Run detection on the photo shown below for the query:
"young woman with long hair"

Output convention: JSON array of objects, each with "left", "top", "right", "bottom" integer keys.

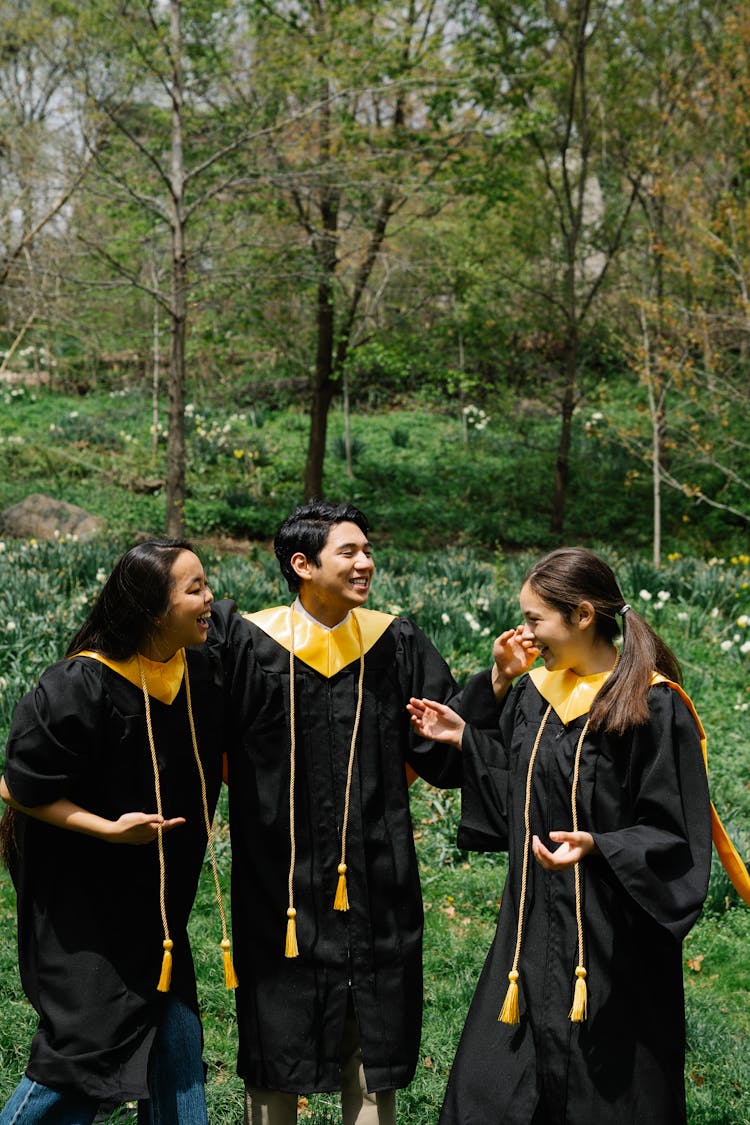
[
  {"left": 0, "top": 540, "right": 235, "bottom": 1125},
  {"left": 408, "top": 547, "right": 736, "bottom": 1125}
]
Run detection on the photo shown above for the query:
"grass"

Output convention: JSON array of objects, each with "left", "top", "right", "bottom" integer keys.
[
  {"left": 2, "top": 381, "right": 749, "bottom": 555},
  {"left": 0, "top": 541, "right": 748, "bottom": 1121}
]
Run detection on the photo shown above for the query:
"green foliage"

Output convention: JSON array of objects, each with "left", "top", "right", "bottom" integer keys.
[{"left": 1, "top": 382, "right": 748, "bottom": 555}]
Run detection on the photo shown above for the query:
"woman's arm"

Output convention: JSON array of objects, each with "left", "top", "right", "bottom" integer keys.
[{"left": 0, "top": 776, "right": 185, "bottom": 844}]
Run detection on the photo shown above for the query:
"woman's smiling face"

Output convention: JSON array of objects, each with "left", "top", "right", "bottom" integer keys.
[
  {"left": 518, "top": 581, "right": 589, "bottom": 675},
  {"left": 150, "top": 550, "right": 213, "bottom": 658}
]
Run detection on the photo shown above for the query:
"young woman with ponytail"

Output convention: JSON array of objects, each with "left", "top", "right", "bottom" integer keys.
[{"left": 409, "top": 547, "right": 747, "bottom": 1125}]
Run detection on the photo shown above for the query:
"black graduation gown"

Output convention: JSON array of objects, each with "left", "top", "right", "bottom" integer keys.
[
  {"left": 2, "top": 644, "right": 225, "bottom": 1102},
  {"left": 440, "top": 674, "right": 712, "bottom": 1125},
  {"left": 216, "top": 606, "right": 483, "bottom": 1095}
]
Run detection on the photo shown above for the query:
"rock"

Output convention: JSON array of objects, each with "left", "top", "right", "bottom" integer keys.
[{"left": 0, "top": 494, "right": 106, "bottom": 541}]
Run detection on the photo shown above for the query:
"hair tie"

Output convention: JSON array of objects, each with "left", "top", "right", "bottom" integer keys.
[{"left": 619, "top": 604, "right": 631, "bottom": 616}]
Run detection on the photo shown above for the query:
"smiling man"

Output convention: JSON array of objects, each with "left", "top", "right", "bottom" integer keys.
[{"left": 215, "top": 501, "right": 496, "bottom": 1125}]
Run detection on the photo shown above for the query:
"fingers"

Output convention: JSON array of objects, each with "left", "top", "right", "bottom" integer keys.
[
  {"left": 161, "top": 817, "right": 186, "bottom": 833},
  {"left": 532, "top": 832, "right": 590, "bottom": 870},
  {"left": 116, "top": 812, "right": 186, "bottom": 844}
]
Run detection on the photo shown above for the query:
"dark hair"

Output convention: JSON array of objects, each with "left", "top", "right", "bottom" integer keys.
[
  {"left": 524, "top": 547, "right": 682, "bottom": 734},
  {"left": 66, "top": 539, "right": 194, "bottom": 660},
  {"left": 274, "top": 500, "right": 369, "bottom": 592}
]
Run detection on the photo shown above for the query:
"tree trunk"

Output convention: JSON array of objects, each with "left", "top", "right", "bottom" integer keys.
[
  {"left": 303, "top": 82, "right": 338, "bottom": 501},
  {"left": 550, "top": 335, "right": 577, "bottom": 536},
  {"left": 165, "top": 0, "right": 187, "bottom": 537},
  {"left": 304, "top": 255, "right": 338, "bottom": 498}
]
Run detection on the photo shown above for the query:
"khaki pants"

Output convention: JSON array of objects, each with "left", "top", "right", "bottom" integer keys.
[{"left": 243, "top": 999, "right": 397, "bottom": 1125}]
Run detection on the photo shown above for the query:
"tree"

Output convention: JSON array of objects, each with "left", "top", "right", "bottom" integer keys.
[
  {"left": 245, "top": 0, "right": 476, "bottom": 499},
  {"left": 69, "top": 0, "right": 261, "bottom": 534},
  {"left": 612, "top": 3, "right": 750, "bottom": 556},
  {"left": 0, "top": 1, "right": 97, "bottom": 364},
  {"left": 458, "top": 0, "right": 722, "bottom": 536}
]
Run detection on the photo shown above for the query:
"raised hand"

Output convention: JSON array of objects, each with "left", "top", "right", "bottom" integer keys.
[
  {"left": 407, "top": 697, "right": 465, "bottom": 748},
  {"left": 493, "top": 626, "right": 539, "bottom": 684}
]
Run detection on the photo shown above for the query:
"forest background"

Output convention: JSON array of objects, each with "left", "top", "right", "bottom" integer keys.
[{"left": 1, "top": 1, "right": 749, "bottom": 1122}]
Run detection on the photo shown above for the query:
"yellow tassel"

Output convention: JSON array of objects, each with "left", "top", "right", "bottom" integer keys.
[
  {"left": 157, "top": 939, "right": 173, "bottom": 993},
  {"left": 285, "top": 907, "right": 299, "bottom": 959},
  {"left": 498, "top": 970, "right": 520, "bottom": 1025},
  {"left": 333, "top": 863, "right": 349, "bottom": 912},
  {"left": 569, "top": 966, "right": 587, "bottom": 1022},
  {"left": 221, "top": 938, "right": 239, "bottom": 989}
]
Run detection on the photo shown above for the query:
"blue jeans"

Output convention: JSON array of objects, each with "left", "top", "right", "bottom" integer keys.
[{"left": 0, "top": 997, "right": 207, "bottom": 1125}]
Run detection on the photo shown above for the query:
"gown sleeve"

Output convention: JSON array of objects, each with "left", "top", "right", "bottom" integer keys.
[
  {"left": 396, "top": 620, "right": 465, "bottom": 788},
  {"left": 592, "top": 683, "right": 712, "bottom": 939},
  {"left": 3, "top": 658, "right": 105, "bottom": 808},
  {"left": 454, "top": 677, "right": 518, "bottom": 854}
]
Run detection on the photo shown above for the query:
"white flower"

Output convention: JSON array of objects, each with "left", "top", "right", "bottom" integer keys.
[
  {"left": 710, "top": 607, "right": 719, "bottom": 619},
  {"left": 737, "top": 615, "right": 750, "bottom": 628},
  {"left": 720, "top": 640, "right": 733, "bottom": 651},
  {"left": 639, "top": 589, "right": 652, "bottom": 601},
  {"left": 6, "top": 620, "right": 17, "bottom": 631},
  {"left": 657, "top": 590, "right": 670, "bottom": 602},
  {"left": 741, "top": 641, "right": 750, "bottom": 655},
  {"left": 677, "top": 612, "right": 689, "bottom": 622},
  {"left": 441, "top": 613, "right": 450, "bottom": 625},
  {"left": 388, "top": 604, "right": 403, "bottom": 616},
  {"left": 96, "top": 569, "right": 107, "bottom": 583}
]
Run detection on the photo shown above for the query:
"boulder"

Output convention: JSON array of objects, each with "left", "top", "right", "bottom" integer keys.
[{"left": 0, "top": 494, "right": 106, "bottom": 541}]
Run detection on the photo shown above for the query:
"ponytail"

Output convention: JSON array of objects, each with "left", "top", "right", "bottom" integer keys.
[{"left": 589, "top": 606, "right": 682, "bottom": 735}]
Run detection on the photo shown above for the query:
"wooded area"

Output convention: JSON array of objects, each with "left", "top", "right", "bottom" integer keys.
[{"left": 2, "top": 0, "right": 749, "bottom": 552}]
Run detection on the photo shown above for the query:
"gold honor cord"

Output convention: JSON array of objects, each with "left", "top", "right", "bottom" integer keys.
[
  {"left": 284, "top": 607, "right": 366, "bottom": 958},
  {"left": 137, "top": 654, "right": 173, "bottom": 992},
  {"left": 569, "top": 720, "right": 591, "bottom": 1022},
  {"left": 498, "top": 707, "right": 591, "bottom": 1025},
  {"left": 138, "top": 652, "right": 238, "bottom": 992},
  {"left": 499, "top": 705, "right": 551, "bottom": 1024},
  {"left": 333, "top": 612, "right": 366, "bottom": 913},
  {"left": 180, "top": 651, "right": 238, "bottom": 989}
]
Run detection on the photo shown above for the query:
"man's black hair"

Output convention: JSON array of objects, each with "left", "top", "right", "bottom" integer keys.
[{"left": 274, "top": 500, "right": 369, "bottom": 592}]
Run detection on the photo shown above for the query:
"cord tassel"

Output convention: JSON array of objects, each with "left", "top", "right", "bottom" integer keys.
[
  {"left": 222, "top": 938, "right": 239, "bottom": 989},
  {"left": 498, "top": 970, "right": 520, "bottom": 1025},
  {"left": 180, "top": 651, "right": 239, "bottom": 991},
  {"left": 569, "top": 967, "right": 587, "bottom": 1022},
  {"left": 285, "top": 908, "right": 299, "bottom": 959},
  {"left": 334, "top": 863, "right": 350, "bottom": 911},
  {"left": 157, "top": 939, "right": 173, "bottom": 992}
]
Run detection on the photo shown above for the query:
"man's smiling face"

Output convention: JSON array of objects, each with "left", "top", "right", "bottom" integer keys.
[{"left": 296, "top": 521, "right": 375, "bottom": 626}]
